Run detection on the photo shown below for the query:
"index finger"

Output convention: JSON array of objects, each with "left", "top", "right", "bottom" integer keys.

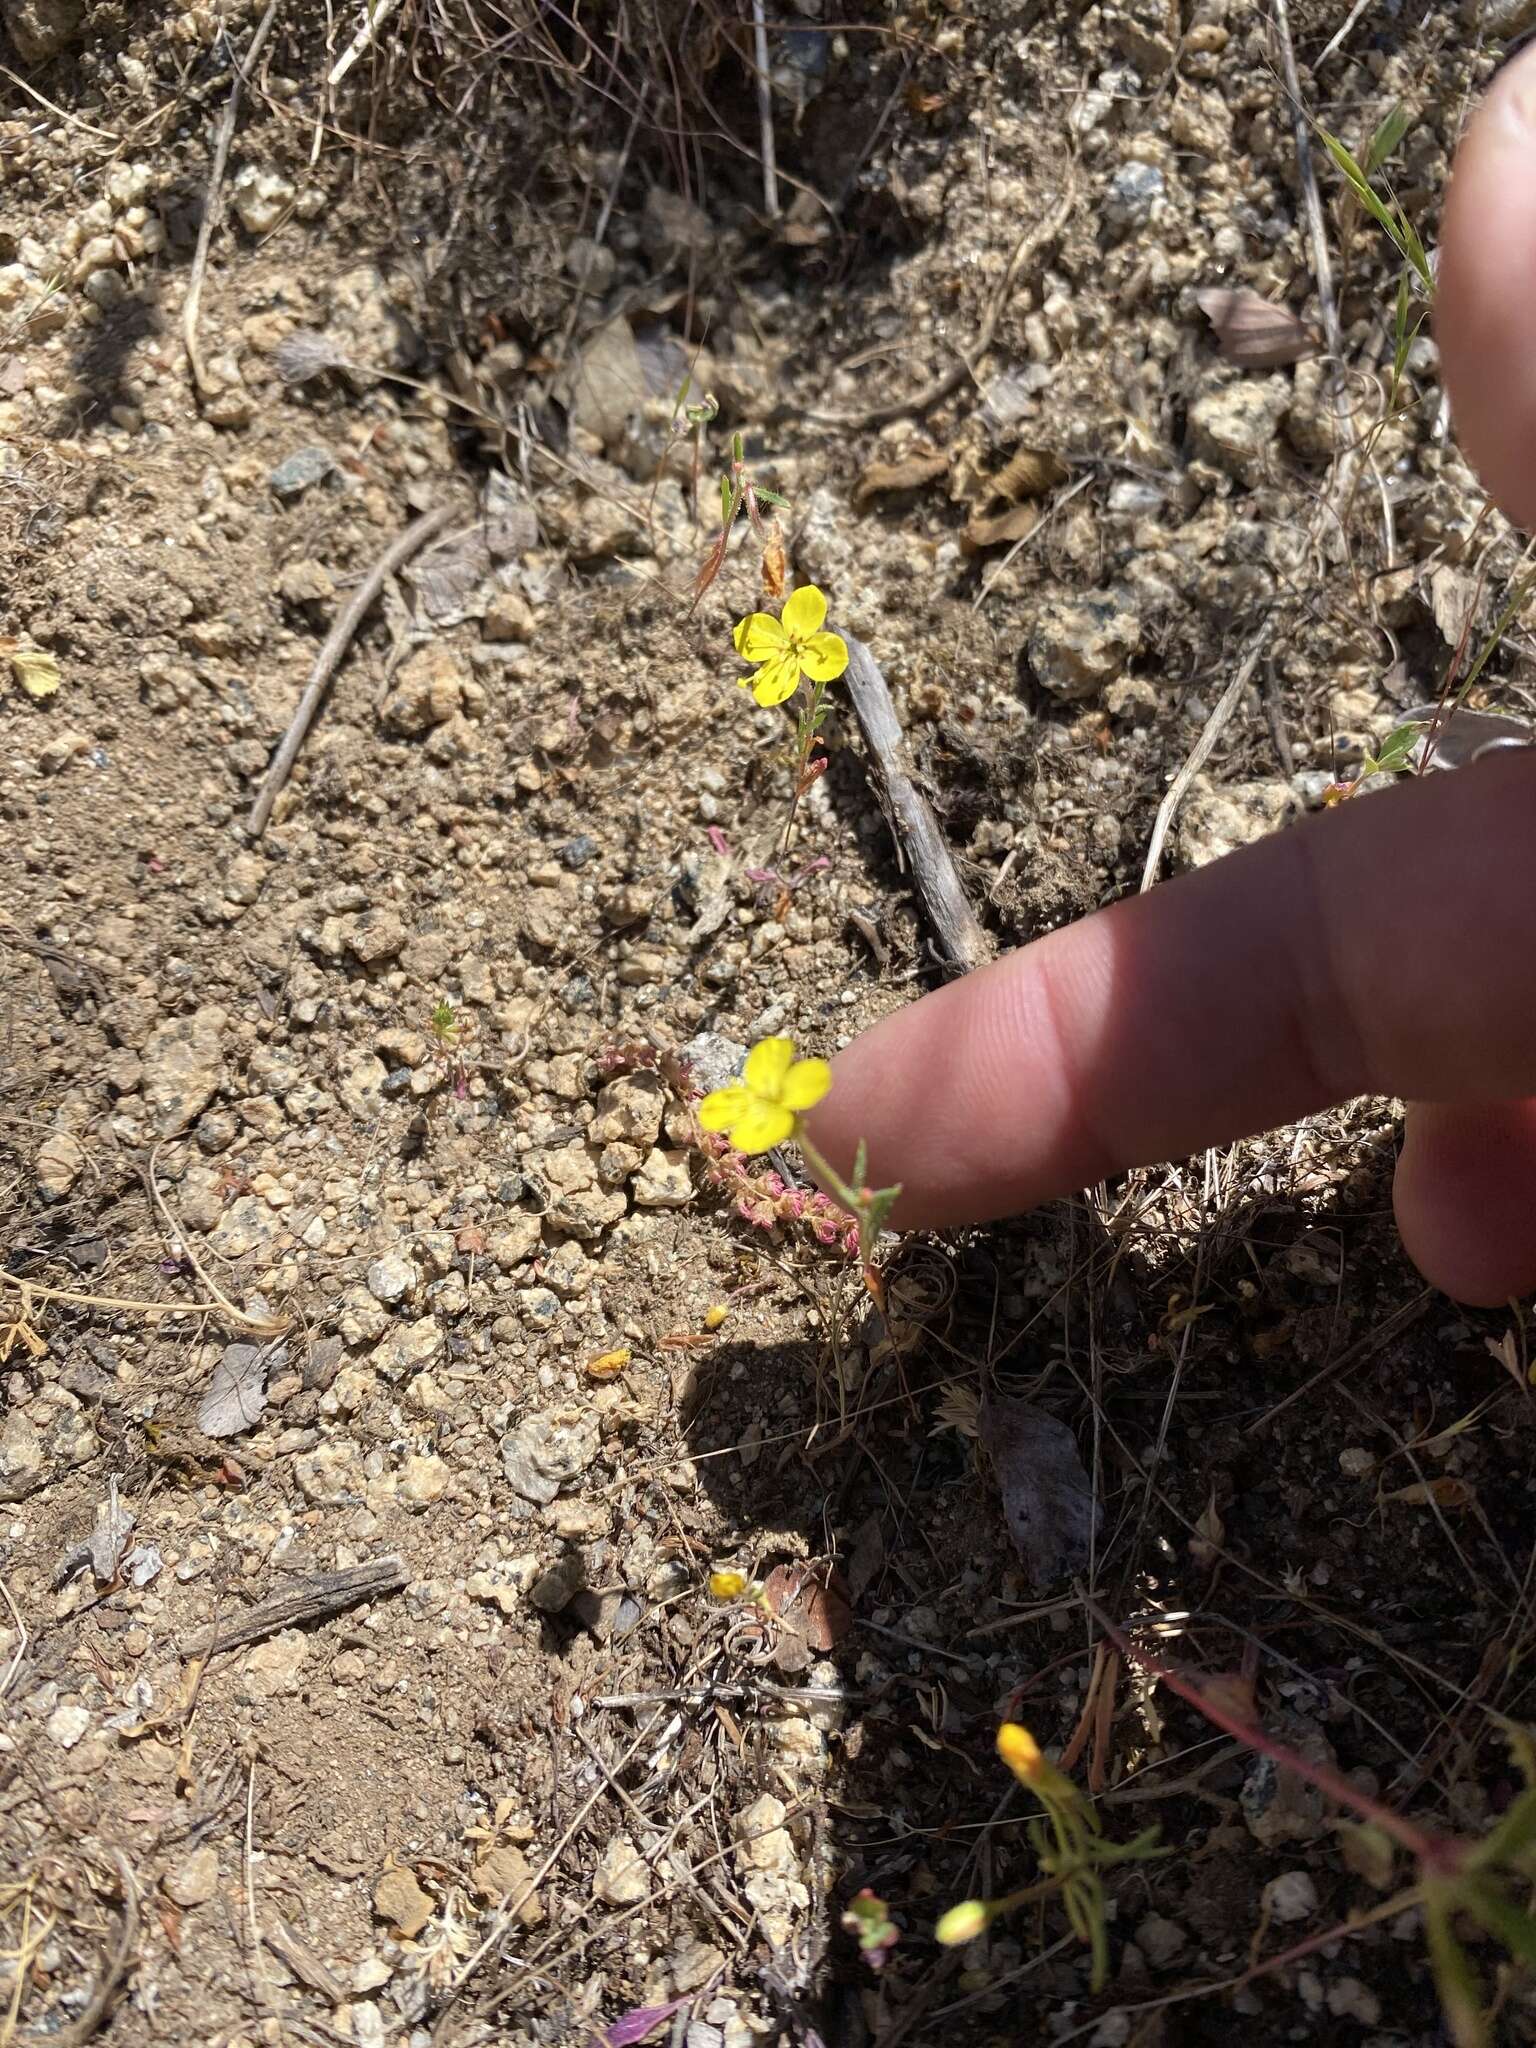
[{"left": 806, "top": 750, "right": 1536, "bottom": 1228}]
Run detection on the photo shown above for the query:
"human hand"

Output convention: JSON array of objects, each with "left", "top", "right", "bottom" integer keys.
[{"left": 808, "top": 47, "right": 1536, "bottom": 1308}]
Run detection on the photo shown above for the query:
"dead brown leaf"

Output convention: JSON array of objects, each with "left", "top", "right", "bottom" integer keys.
[
  {"left": 962, "top": 500, "right": 1040, "bottom": 554},
  {"left": 761, "top": 1561, "right": 853, "bottom": 1653},
  {"left": 1382, "top": 1475, "right": 1475, "bottom": 1509},
  {"left": 853, "top": 449, "right": 950, "bottom": 510},
  {"left": 1195, "top": 286, "right": 1317, "bottom": 367},
  {"left": 992, "top": 446, "right": 1068, "bottom": 501},
  {"left": 1188, "top": 1489, "right": 1225, "bottom": 1570}
]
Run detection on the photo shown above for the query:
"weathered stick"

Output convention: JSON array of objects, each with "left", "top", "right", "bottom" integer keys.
[
  {"left": 1140, "top": 622, "right": 1275, "bottom": 893},
  {"left": 184, "top": 0, "right": 281, "bottom": 401},
  {"left": 182, "top": 1557, "right": 406, "bottom": 1659},
  {"left": 246, "top": 503, "right": 454, "bottom": 838},
  {"left": 841, "top": 635, "right": 991, "bottom": 974}
]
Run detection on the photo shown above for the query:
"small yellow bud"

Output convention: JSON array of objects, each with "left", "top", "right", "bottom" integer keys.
[
  {"left": 997, "top": 1723, "right": 1046, "bottom": 1783},
  {"left": 703, "top": 1304, "right": 729, "bottom": 1331},
  {"left": 708, "top": 1570, "right": 748, "bottom": 1600},
  {"left": 934, "top": 1899, "right": 989, "bottom": 1946}
]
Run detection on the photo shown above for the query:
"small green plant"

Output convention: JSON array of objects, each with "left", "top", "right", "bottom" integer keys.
[
  {"left": 935, "top": 1724, "right": 1163, "bottom": 1990},
  {"left": 427, "top": 996, "right": 472, "bottom": 1097},
  {"left": 689, "top": 428, "right": 789, "bottom": 613},
  {"left": 696, "top": 1035, "right": 901, "bottom": 1301},
  {"left": 1092, "top": 1603, "right": 1536, "bottom": 2045}
]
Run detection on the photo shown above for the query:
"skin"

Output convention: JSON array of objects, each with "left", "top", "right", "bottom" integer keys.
[{"left": 806, "top": 45, "right": 1536, "bottom": 1308}]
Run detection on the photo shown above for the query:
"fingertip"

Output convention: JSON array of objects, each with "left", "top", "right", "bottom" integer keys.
[
  {"left": 1394, "top": 1097, "right": 1536, "bottom": 1307},
  {"left": 1437, "top": 40, "right": 1536, "bottom": 528}
]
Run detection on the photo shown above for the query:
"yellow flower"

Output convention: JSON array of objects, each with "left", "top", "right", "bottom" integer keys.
[
  {"left": 997, "top": 1722, "right": 1047, "bottom": 1785},
  {"left": 709, "top": 1570, "right": 749, "bottom": 1600},
  {"left": 732, "top": 585, "right": 849, "bottom": 707},
  {"left": 934, "top": 1899, "right": 990, "bottom": 1946},
  {"left": 697, "top": 1036, "right": 832, "bottom": 1155}
]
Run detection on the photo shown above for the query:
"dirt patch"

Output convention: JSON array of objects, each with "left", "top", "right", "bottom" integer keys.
[{"left": 3, "top": 3, "right": 1535, "bottom": 2045}]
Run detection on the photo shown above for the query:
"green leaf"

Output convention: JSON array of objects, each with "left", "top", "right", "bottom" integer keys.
[
  {"left": 1473, "top": 1784, "right": 1536, "bottom": 1871},
  {"left": 720, "top": 475, "right": 733, "bottom": 524},
  {"left": 753, "top": 485, "right": 789, "bottom": 508},
  {"left": 1426, "top": 1892, "right": 1489, "bottom": 2048},
  {"left": 1460, "top": 1877, "right": 1536, "bottom": 1968},
  {"left": 1365, "top": 101, "right": 1411, "bottom": 176},
  {"left": 1399, "top": 211, "right": 1435, "bottom": 296},
  {"left": 1319, "top": 127, "right": 1410, "bottom": 260},
  {"left": 1371, "top": 722, "right": 1423, "bottom": 776}
]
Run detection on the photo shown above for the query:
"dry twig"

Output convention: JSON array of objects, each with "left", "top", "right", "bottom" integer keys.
[
  {"left": 841, "top": 635, "right": 992, "bottom": 972},
  {"left": 184, "top": 0, "right": 282, "bottom": 400},
  {"left": 1139, "top": 621, "right": 1275, "bottom": 892},
  {"left": 53, "top": 1854, "right": 137, "bottom": 2048},
  {"left": 181, "top": 1558, "right": 407, "bottom": 1659},
  {"left": 247, "top": 504, "right": 455, "bottom": 837}
]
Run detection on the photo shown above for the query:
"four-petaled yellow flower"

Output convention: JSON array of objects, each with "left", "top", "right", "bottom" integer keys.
[
  {"left": 698, "top": 1036, "right": 831, "bottom": 1156},
  {"left": 733, "top": 585, "right": 849, "bottom": 707}
]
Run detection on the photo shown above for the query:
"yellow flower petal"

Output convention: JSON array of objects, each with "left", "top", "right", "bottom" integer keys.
[
  {"left": 782, "top": 584, "right": 827, "bottom": 638},
  {"left": 698, "top": 1084, "right": 750, "bottom": 1132},
  {"left": 780, "top": 1056, "right": 831, "bottom": 1112},
  {"left": 730, "top": 1099, "right": 796, "bottom": 1154},
  {"left": 751, "top": 654, "right": 801, "bottom": 707},
  {"left": 800, "top": 630, "right": 848, "bottom": 683},
  {"left": 733, "top": 612, "right": 788, "bottom": 663},
  {"left": 744, "top": 1037, "right": 796, "bottom": 1098},
  {"left": 709, "top": 1569, "right": 748, "bottom": 1599},
  {"left": 997, "top": 1723, "right": 1046, "bottom": 1784}
]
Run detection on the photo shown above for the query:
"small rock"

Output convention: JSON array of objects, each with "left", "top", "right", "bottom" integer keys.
[
  {"left": 682, "top": 1033, "right": 748, "bottom": 1097},
  {"left": 241, "top": 1631, "right": 308, "bottom": 1699},
  {"left": 1135, "top": 1913, "right": 1188, "bottom": 1967},
  {"left": 164, "top": 1845, "right": 220, "bottom": 1908},
  {"left": 501, "top": 1407, "right": 600, "bottom": 1505},
  {"left": 1103, "top": 160, "right": 1164, "bottom": 231},
  {"left": 590, "top": 1071, "right": 665, "bottom": 1148},
  {"left": 1189, "top": 383, "right": 1288, "bottom": 485},
  {"left": 641, "top": 188, "right": 714, "bottom": 264},
  {"left": 345, "top": 908, "right": 407, "bottom": 964},
  {"left": 1177, "top": 776, "right": 1296, "bottom": 868},
  {"left": 232, "top": 163, "right": 295, "bottom": 236},
  {"left": 268, "top": 446, "right": 336, "bottom": 498},
  {"left": 1169, "top": 87, "right": 1232, "bottom": 157},
  {"left": 34, "top": 1129, "right": 84, "bottom": 1200},
  {"left": 367, "top": 1250, "right": 421, "bottom": 1305},
  {"left": 559, "top": 834, "right": 598, "bottom": 870},
  {"left": 466, "top": 1559, "right": 539, "bottom": 1612},
  {"left": 529, "top": 1551, "right": 585, "bottom": 1612},
  {"left": 399, "top": 1453, "right": 450, "bottom": 1509},
  {"left": 142, "top": 1006, "right": 227, "bottom": 1136},
  {"left": 294, "top": 1441, "right": 364, "bottom": 1506},
  {"left": 338, "top": 1053, "right": 389, "bottom": 1119},
  {"left": 373, "top": 1314, "right": 440, "bottom": 1378},
  {"left": 37, "top": 728, "right": 90, "bottom": 775},
  {"left": 1263, "top": 1870, "right": 1319, "bottom": 1925},
  {"left": 0, "top": 1413, "right": 45, "bottom": 1502},
  {"left": 486, "top": 1215, "right": 542, "bottom": 1270},
  {"left": 277, "top": 558, "right": 335, "bottom": 607},
  {"left": 224, "top": 850, "right": 266, "bottom": 904},
  {"left": 1325, "top": 1978, "right": 1381, "bottom": 2024},
  {"left": 733, "top": 1794, "right": 794, "bottom": 1874},
  {"left": 517, "top": 1287, "right": 561, "bottom": 1330},
  {"left": 593, "top": 1833, "right": 651, "bottom": 1906},
  {"left": 46, "top": 1701, "right": 91, "bottom": 1749},
  {"left": 1028, "top": 592, "right": 1143, "bottom": 700},
  {"left": 2, "top": 0, "right": 85, "bottom": 63},
  {"left": 671, "top": 1939, "right": 726, "bottom": 1994},
  {"left": 471, "top": 1844, "right": 544, "bottom": 1926},
  {"left": 1242, "top": 1716, "right": 1339, "bottom": 1847},
  {"left": 632, "top": 1147, "right": 693, "bottom": 1208},
  {"left": 380, "top": 645, "right": 463, "bottom": 737},
  {"left": 482, "top": 589, "right": 535, "bottom": 642},
  {"left": 374, "top": 1866, "right": 434, "bottom": 1939}
]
